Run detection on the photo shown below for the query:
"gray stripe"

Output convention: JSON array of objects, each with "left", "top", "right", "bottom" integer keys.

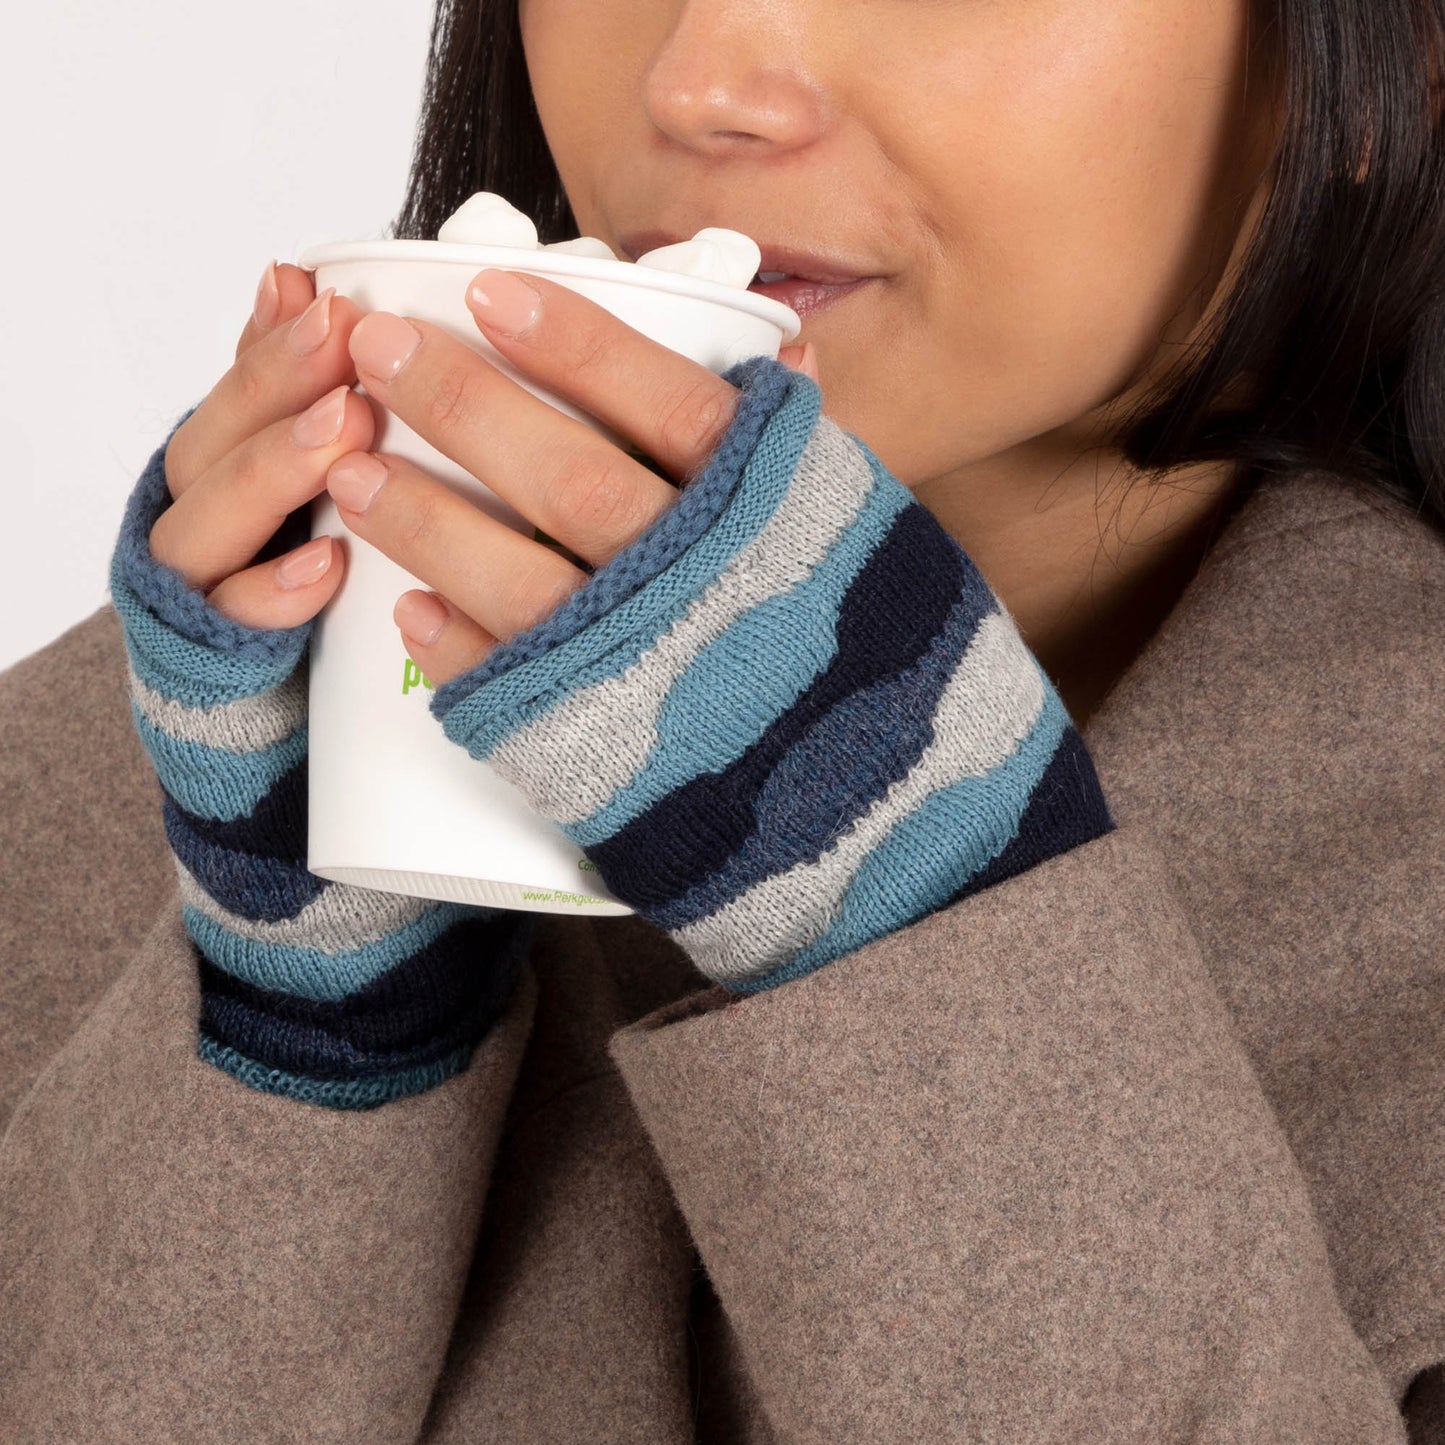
[
  {"left": 173, "top": 855, "right": 434, "bottom": 953},
  {"left": 490, "top": 419, "right": 875, "bottom": 823},
  {"left": 128, "top": 658, "right": 306, "bottom": 753},
  {"left": 671, "top": 613, "right": 1045, "bottom": 982}
]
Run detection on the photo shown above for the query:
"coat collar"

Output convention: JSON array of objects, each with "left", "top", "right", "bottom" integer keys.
[{"left": 1084, "top": 461, "right": 1444, "bottom": 854}]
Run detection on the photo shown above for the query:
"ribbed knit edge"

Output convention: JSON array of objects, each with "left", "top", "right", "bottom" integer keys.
[
  {"left": 429, "top": 353, "right": 800, "bottom": 724},
  {"left": 107, "top": 401, "right": 312, "bottom": 666}
]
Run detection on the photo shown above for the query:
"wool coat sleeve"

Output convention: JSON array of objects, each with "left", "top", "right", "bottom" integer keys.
[
  {"left": 411, "top": 352, "right": 1423, "bottom": 1442},
  {"left": 603, "top": 822, "right": 1415, "bottom": 1442},
  {"left": 0, "top": 460, "right": 540, "bottom": 1442}
]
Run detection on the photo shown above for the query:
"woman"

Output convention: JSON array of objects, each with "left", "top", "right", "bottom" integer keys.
[{"left": 1, "top": 0, "right": 1441, "bottom": 1437}]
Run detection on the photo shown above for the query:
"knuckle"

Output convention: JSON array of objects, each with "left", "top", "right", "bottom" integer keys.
[
  {"left": 505, "top": 558, "right": 579, "bottom": 634},
  {"left": 232, "top": 347, "right": 270, "bottom": 415},
  {"left": 227, "top": 440, "right": 265, "bottom": 500},
  {"left": 657, "top": 378, "right": 735, "bottom": 464},
  {"left": 420, "top": 365, "right": 476, "bottom": 435},
  {"left": 397, "top": 487, "right": 440, "bottom": 549},
  {"left": 564, "top": 324, "right": 613, "bottom": 383},
  {"left": 547, "top": 445, "right": 641, "bottom": 543},
  {"left": 163, "top": 427, "right": 195, "bottom": 500}
]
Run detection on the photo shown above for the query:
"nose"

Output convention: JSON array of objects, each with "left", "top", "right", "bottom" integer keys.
[{"left": 640, "top": 1, "right": 829, "bottom": 157}]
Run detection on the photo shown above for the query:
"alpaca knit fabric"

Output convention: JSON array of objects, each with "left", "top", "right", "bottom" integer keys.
[
  {"left": 432, "top": 354, "right": 1116, "bottom": 993},
  {"left": 107, "top": 426, "right": 534, "bottom": 1111}
]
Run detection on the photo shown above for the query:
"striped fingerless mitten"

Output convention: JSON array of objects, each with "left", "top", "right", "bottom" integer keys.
[
  {"left": 108, "top": 411, "right": 533, "bottom": 1110},
  {"left": 430, "top": 355, "right": 1114, "bottom": 995}
]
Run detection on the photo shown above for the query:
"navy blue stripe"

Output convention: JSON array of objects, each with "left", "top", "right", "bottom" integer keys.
[
  {"left": 640, "top": 588, "right": 996, "bottom": 929},
  {"left": 197, "top": 910, "right": 535, "bottom": 1080},
  {"left": 587, "top": 504, "right": 987, "bottom": 909},
  {"left": 165, "top": 750, "right": 309, "bottom": 860},
  {"left": 947, "top": 726, "right": 1115, "bottom": 901},
  {"left": 161, "top": 755, "right": 328, "bottom": 921}
]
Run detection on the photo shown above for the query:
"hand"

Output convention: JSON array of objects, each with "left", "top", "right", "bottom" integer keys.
[
  {"left": 151, "top": 261, "right": 376, "bottom": 629},
  {"left": 324, "top": 268, "right": 817, "bottom": 686}
]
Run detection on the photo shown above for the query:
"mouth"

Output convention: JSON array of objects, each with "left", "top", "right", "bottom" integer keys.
[
  {"left": 744, "top": 274, "right": 875, "bottom": 319},
  {"left": 618, "top": 228, "right": 884, "bottom": 319}
]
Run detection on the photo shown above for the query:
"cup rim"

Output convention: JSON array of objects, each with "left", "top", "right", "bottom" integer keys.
[{"left": 295, "top": 239, "right": 802, "bottom": 341}]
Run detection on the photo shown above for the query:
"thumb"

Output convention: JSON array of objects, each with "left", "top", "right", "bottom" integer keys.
[{"left": 778, "top": 340, "right": 820, "bottom": 385}]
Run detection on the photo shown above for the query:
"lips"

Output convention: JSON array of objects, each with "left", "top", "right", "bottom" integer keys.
[
  {"left": 746, "top": 276, "right": 874, "bottom": 320},
  {"left": 617, "top": 229, "right": 882, "bottom": 288}
]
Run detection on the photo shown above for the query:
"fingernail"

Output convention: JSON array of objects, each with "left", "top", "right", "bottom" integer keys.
[
  {"left": 351, "top": 312, "right": 423, "bottom": 383},
  {"left": 467, "top": 270, "right": 543, "bottom": 337},
  {"left": 276, "top": 537, "right": 332, "bottom": 589},
  {"left": 287, "top": 288, "right": 335, "bottom": 357},
  {"left": 290, "top": 385, "right": 349, "bottom": 448},
  {"left": 395, "top": 590, "right": 447, "bottom": 646},
  {"left": 799, "top": 341, "right": 820, "bottom": 383},
  {"left": 328, "top": 453, "right": 389, "bottom": 513},
  {"left": 253, "top": 260, "right": 281, "bottom": 330}
]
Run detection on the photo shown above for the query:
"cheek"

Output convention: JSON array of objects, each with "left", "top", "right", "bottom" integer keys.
[
  {"left": 858, "top": 0, "right": 1252, "bottom": 468},
  {"left": 519, "top": 0, "right": 640, "bottom": 200}
]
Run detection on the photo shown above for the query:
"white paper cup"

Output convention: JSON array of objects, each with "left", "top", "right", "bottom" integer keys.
[{"left": 294, "top": 238, "right": 801, "bottom": 916}]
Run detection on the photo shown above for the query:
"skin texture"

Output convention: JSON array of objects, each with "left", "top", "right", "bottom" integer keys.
[{"left": 516, "top": 0, "right": 1287, "bottom": 725}]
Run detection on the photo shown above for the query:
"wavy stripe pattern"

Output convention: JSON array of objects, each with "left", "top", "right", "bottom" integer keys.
[
  {"left": 433, "top": 354, "right": 1115, "bottom": 994},
  {"left": 108, "top": 416, "right": 531, "bottom": 1109}
]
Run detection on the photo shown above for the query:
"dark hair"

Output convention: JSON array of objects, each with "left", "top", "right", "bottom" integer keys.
[{"left": 387, "top": 0, "right": 1445, "bottom": 536}]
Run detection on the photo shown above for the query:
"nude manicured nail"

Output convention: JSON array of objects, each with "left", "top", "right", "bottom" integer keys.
[
  {"left": 287, "top": 288, "right": 335, "bottom": 357},
  {"left": 328, "top": 453, "right": 389, "bottom": 513},
  {"left": 351, "top": 312, "right": 423, "bottom": 382},
  {"left": 253, "top": 260, "right": 281, "bottom": 330},
  {"left": 276, "top": 537, "right": 332, "bottom": 589},
  {"left": 290, "top": 385, "right": 349, "bottom": 448}
]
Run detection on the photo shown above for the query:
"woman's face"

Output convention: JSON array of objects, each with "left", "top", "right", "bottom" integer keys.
[{"left": 518, "top": 0, "right": 1281, "bottom": 494}]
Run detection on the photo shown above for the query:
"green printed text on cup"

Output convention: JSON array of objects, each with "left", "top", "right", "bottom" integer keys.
[{"left": 402, "top": 657, "right": 435, "bottom": 695}]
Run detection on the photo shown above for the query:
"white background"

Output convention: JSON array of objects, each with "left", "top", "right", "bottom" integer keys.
[{"left": 0, "top": 0, "right": 435, "bottom": 673}]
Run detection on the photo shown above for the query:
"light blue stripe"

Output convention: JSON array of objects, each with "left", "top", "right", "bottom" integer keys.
[
  {"left": 198, "top": 1035, "right": 473, "bottom": 1109},
  {"left": 735, "top": 684, "right": 1071, "bottom": 992},
  {"left": 183, "top": 900, "right": 470, "bottom": 1001},
  {"left": 438, "top": 379, "right": 822, "bottom": 762},
  {"left": 567, "top": 460, "right": 912, "bottom": 847},
  {"left": 111, "top": 569, "right": 304, "bottom": 708},
  {"left": 131, "top": 703, "right": 307, "bottom": 822}
]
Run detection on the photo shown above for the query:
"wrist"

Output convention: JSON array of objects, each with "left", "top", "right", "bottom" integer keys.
[{"left": 428, "top": 355, "right": 1113, "bottom": 991}]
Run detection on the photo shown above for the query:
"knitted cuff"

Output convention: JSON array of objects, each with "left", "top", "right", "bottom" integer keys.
[
  {"left": 429, "top": 355, "right": 1115, "bottom": 994},
  {"left": 109, "top": 411, "right": 532, "bottom": 1109}
]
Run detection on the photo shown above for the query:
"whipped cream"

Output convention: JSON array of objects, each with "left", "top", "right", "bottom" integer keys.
[{"left": 435, "top": 192, "right": 760, "bottom": 288}]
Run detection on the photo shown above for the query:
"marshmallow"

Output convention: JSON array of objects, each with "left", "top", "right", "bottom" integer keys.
[
  {"left": 543, "top": 236, "right": 619, "bottom": 260},
  {"left": 437, "top": 192, "right": 540, "bottom": 249},
  {"left": 637, "top": 228, "right": 761, "bottom": 289},
  {"left": 437, "top": 195, "right": 765, "bottom": 289}
]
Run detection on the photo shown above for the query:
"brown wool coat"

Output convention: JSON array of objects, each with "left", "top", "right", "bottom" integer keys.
[{"left": 1, "top": 465, "right": 1442, "bottom": 1443}]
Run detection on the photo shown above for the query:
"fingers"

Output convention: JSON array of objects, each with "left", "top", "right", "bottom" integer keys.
[
  {"left": 325, "top": 449, "right": 590, "bottom": 644},
  {"left": 234, "top": 260, "right": 312, "bottom": 363},
  {"left": 392, "top": 588, "right": 499, "bottom": 686},
  {"left": 345, "top": 308, "right": 679, "bottom": 570},
  {"left": 779, "top": 341, "right": 820, "bottom": 383},
  {"left": 204, "top": 535, "right": 347, "bottom": 631},
  {"left": 150, "top": 383, "right": 376, "bottom": 593},
  {"left": 165, "top": 276, "right": 368, "bottom": 500},
  {"left": 461, "top": 269, "right": 742, "bottom": 484}
]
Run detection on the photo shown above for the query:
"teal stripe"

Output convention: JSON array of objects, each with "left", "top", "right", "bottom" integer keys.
[
  {"left": 745, "top": 681, "right": 1071, "bottom": 990},
  {"left": 111, "top": 570, "right": 304, "bottom": 708},
  {"left": 183, "top": 900, "right": 471, "bottom": 1001},
  {"left": 569, "top": 459, "right": 911, "bottom": 847},
  {"left": 439, "top": 380, "right": 822, "bottom": 762},
  {"left": 130, "top": 703, "right": 307, "bottom": 822},
  {"left": 198, "top": 1035, "right": 474, "bottom": 1109}
]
